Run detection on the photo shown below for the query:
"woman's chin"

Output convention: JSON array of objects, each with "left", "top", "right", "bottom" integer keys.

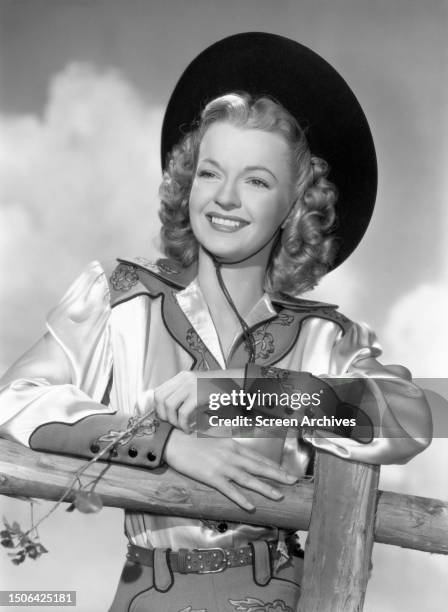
[{"left": 199, "top": 241, "right": 248, "bottom": 262}]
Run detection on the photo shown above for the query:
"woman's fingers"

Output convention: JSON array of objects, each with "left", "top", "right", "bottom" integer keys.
[
  {"left": 154, "top": 371, "right": 198, "bottom": 428},
  {"left": 235, "top": 454, "right": 296, "bottom": 487},
  {"left": 177, "top": 398, "right": 198, "bottom": 433},
  {"left": 154, "top": 387, "right": 189, "bottom": 426},
  {"left": 236, "top": 445, "right": 297, "bottom": 483},
  {"left": 213, "top": 477, "right": 255, "bottom": 511},
  {"left": 227, "top": 467, "right": 284, "bottom": 501},
  {"left": 163, "top": 389, "right": 190, "bottom": 427},
  {"left": 163, "top": 432, "right": 297, "bottom": 512}
]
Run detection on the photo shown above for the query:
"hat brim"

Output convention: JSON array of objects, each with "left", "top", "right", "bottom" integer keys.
[{"left": 161, "top": 32, "right": 377, "bottom": 269}]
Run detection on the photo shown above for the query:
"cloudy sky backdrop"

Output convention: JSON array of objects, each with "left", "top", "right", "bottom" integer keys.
[{"left": 1, "top": 1, "right": 447, "bottom": 610}]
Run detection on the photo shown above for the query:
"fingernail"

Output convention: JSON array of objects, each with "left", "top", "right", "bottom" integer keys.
[
  {"left": 273, "top": 489, "right": 284, "bottom": 499},
  {"left": 286, "top": 474, "right": 297, "bottom": 483}
]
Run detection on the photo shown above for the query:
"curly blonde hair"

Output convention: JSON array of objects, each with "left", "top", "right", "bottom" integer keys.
[{"left": 159, "top": 93, "right": 338, "bottom": 296}]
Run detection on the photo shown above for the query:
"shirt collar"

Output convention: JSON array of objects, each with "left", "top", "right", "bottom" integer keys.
[{"left": 174, "top": 278, "right": 277, "bottom": 368}]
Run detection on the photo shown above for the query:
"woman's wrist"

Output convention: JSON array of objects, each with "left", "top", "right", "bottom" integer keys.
[{"left": 162, "top": 427, "right": 187, "bottom": 464}]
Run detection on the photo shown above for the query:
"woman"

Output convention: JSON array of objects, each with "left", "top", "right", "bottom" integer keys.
[{"left": 0, "top": 34, "right": 432, "bottom": 612}]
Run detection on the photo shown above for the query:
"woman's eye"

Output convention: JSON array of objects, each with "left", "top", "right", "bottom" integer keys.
[
  {"left": 197, "top": 169, "right": 217, "bottom": 179},
  {"left": 248, "top": 177, "right": 269, "bottom": 189}
]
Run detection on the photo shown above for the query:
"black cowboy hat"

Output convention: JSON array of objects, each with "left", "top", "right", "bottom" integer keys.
[{"left": 161, "top": 32, "right": 377, "bottom": 269}]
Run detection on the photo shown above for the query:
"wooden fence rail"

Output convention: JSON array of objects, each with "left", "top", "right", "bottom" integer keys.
[{"left": 0, "top": 440, "right": 447, "bottom": 555}]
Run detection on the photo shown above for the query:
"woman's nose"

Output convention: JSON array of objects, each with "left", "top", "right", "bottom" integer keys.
[{"left": 214, "top": 179, "right": 240, "bottom": 210}]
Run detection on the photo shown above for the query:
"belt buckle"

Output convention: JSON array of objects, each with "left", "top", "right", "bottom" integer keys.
[{"left": 194, "top": 547, "right": 227, "bottom": 573}]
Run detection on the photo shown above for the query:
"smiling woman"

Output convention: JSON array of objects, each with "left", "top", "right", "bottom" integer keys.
[
  {"left": 0, "top": 33, "right": 432, "bottom": 612},
  {"left": 160, "top": 94, "right": 338, "bottom": 296}
]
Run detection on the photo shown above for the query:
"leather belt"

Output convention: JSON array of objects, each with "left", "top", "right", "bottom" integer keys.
[{"left": 127, "top": 541, "right": 278, "bottom": 574}]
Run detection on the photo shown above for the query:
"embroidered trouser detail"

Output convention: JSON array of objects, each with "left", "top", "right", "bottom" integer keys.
[{"left": 229, "top": 597, "right": 293, "bottom": 612}]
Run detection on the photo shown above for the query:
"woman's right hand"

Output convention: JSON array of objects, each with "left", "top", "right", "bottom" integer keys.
[{"left": 163, "top": 429, "right": 297, "bottom": 511}]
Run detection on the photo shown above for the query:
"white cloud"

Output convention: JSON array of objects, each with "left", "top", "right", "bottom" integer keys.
[
  {"left": 381, "top": 283, "right": 448, "bottom": 377},
  {"left": 380, "top": 165, "right": 448, "bottom": 377},
  {"left": 0, "top": 63, "right": 164, "bottom": 367},
  {"left": 306, "top": 259, "right": 360, "bottom": 316},
  {"left": 376, "top": 238, "right": 448, "bottom": 600}
]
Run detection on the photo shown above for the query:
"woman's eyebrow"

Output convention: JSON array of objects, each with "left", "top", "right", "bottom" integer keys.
[
  {"left": 198, "top": 159, "right": 278, "bottom": 182},
  {"left": 244, "top": 165, "right": 278, "bottom": 182},
  {"left": 198, "top": 158, "right": 221, "bottom": 168}
]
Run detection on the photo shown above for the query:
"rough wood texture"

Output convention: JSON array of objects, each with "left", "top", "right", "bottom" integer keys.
[
  {"left": 0, "top": 440, "right": 447, "bottom": 555},
  {"left": 375, "top": 489, "right": 448, "bottom": 553},
  {"left": 298, "top": 451, "right": 379, "bottom": 612},
  {"left": 0, "top": 439, "right": 313, "bottom": 528}
]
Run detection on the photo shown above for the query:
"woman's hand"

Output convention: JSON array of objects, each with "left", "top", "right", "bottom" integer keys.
[
  {"left": 163, "top": 429, "right": 297, "bottom": 511},
  {"left": 154, "top": 370, "right": 242, "bottom": 433}
]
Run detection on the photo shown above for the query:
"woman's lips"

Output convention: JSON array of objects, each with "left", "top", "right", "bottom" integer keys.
[{"left": 206, "top": 213, "right": 249, "bottom": 232}]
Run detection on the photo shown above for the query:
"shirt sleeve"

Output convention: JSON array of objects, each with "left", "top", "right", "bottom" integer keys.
[
  {"left": 301, "top": 321, "right": 433, "bottom": 465},
  {"left": 0, "top": 261, "right": 173, "bottom": 468},
  {"left": 0, "top": 261, "right": 114, "bottom": 446}
]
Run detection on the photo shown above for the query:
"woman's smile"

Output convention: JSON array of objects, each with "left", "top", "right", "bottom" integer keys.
[{"left": 206, "top": 211, "right": 250, "bottom": 232}]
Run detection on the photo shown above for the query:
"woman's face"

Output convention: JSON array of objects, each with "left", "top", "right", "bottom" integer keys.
[{"left": 189, "top": 122, "right": 295, "bottom": 262}]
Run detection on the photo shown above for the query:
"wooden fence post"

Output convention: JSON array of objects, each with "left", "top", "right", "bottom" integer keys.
[{"left": 298, "top": 450, "right": 380, "bottom": 612}]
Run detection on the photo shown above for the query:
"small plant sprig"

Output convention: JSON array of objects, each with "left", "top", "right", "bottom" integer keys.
[
  {"left": 1, "top": 408, "right": 157, "bottom": 564},
  {"left": 1, "top": 500, "right": 47, "bottom": 565}
]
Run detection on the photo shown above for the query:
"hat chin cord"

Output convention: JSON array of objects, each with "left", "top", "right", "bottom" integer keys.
[{"left": 201, "top": 224, "right": 283, "bottom": 365}]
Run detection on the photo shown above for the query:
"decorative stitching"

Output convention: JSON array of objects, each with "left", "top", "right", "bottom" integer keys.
[
  {"left": 186, "top": 328, "right": 210, "bottom": 371},
  {"left": 276, "top": 313, "right": 295, "bottom": 327},
  {"left": 134, "top": 257, "right": 180, "bottom": 276},
  {"left": 250, "top": 314, "right": 294, "bottom": 360},
  {"left": 93, "top": 415, "right": 160, "bottom": 447},
  {"left": 252, "top": 326, "right": 275, "bottom": 359},
  {"left": 259, "top": 366, "right": 290, "bottom": 382},
  {"left": 110, "top": 264, "right": 139, "bottom": 292},
  {"left": 127, "top": 415, "right": 160, "bottom": 437},
  {"left": 229, "top": 597, "right": 294, "bottom": 612}
]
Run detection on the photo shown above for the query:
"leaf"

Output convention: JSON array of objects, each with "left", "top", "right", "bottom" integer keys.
[
  {"left": 36, "top": 543, "right": 48, "bottom": 554},
  {"left": 26, "top": 546, "right": 39, "bottom": 560},
  {"left": 19, "top": 535, "right": 32, "bottom": 547},
  {"left": 74, "top": 491, "right": 103, "bottom": 514},
  {"left": 11, "top": 550, "right": 26, "bottom": 565}
]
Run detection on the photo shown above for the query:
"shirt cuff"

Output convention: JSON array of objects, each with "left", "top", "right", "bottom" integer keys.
[{"left": 29, "top": 411, "right": 174, "bottom": 469}]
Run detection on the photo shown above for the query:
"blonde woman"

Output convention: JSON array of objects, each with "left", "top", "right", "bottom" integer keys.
[{"left": 0, "top": 34, "right": 432, "bottom": 612}]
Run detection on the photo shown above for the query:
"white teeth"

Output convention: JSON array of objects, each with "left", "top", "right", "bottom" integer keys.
[{"left": 210, "top": 216, "right": 243, "bottom": 228}]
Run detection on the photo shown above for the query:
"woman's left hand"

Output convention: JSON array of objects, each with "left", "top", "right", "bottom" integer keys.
[{"left": 154, "top": 370, "right": 241, "bottom": 433}]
